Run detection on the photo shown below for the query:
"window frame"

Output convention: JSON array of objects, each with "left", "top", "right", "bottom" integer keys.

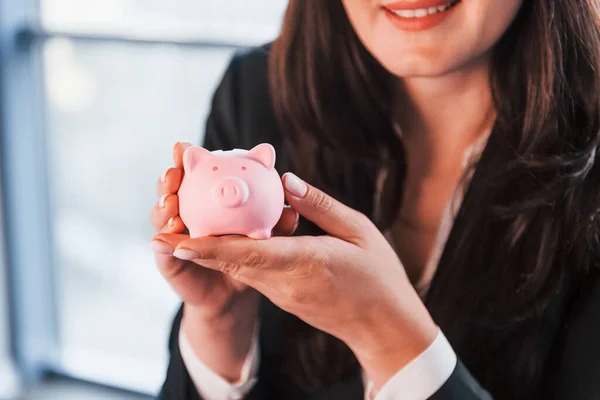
[
  {"left": 0, "top": 117, "right": 21, "bottom": 400},
  {"left": 0, "top": 0, "right": 250, "bottom": 395},
  {"left": 1, "top": 0, "right": 58, "bottom": 386}
]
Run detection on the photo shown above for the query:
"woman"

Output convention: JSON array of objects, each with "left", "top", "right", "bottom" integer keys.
[{"left": 150, "top": 0, "right": 600, "bottom": 399}]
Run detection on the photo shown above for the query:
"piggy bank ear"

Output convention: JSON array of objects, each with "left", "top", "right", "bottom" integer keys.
[
  {"left": 183, "top": 146, "right": 212, "bottom": 172},
  {"left": 246, "top": 143, "right": 276, "bottom": 170}
]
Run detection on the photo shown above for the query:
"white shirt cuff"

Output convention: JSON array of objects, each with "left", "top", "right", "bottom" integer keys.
[
  {"left": 366, "top": 327, "right": 457, "bottom": 400},
  {"left": 179, "top": 318, "right": 261, "bottom": 400}
]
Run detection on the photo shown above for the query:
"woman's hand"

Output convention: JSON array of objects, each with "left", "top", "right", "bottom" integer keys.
[
  {"left": 153, "top": 172, "right": 438, "bottom": 389},
  {"left": 149, "top": 142, "right": 298, "bottom": 381}
]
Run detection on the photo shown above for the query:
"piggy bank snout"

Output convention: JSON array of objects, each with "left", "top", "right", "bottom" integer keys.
[{"left": 210, "top": 177, "right": 250, "bottom": 208}]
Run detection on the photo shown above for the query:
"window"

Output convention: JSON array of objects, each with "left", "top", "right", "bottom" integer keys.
[
  {"left": 0, "top": 168, "right": 20, "bottom": 400},
  {"left": 1, "top": 0, "right": 287, "bottom": 395},
  {"left": 40, "top": 0, "right": 286, "bottom": 45}
]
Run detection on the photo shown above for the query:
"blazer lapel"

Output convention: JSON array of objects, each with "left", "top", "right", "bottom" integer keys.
[{"left": 424, "top": 123, "right": 504, "bottom": 307}]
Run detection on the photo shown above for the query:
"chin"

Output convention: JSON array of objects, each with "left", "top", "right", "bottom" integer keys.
[
  {"left": 381, "top": 60, "right": 458, "bottom": 79},
  {"left": 366, "top": 36, "right": 491, "bottom": 79},
  {"left": 371, "top": 47, "right": 465, "bottom": 78}
]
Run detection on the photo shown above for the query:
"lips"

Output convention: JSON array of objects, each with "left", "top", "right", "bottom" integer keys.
[
  {"left": 383, "top": 0, "right": 459, "bottom": 11},
  {"left": 382, "top": 0, "right": 462, "bottom": 31}
]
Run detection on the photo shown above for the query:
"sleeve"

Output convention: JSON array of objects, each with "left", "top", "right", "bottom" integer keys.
[
  {"left": 359, "top": 328, "right": 492, "bottom": 400},
  {"left": 368, "top": 270, "right": 600, "bottom": 400},
  {"left": 428, "top": 271, "right": 600, "bottom": 400},
  {"left": 543, "top": 270, "right": 600, "bottom": 399},
  {"left": 158, "top": 303, "right": 269, "bottom": 400},
  {"left": 158, "top": 304, "right": 201, "bottom": 400},
  {"left": 158, "top": 51, "right": 270, "bottom": 399},
  {"left": 362, "top": 328, "right": 465, "bottom": 400},
  {"left": 426, "top": 360, "right": 494, "bottom": 400},
  {"left": 179, "top": 318, "right": 261, "bottom": 400}
]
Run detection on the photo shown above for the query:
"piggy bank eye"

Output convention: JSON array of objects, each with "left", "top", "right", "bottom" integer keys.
[
  {"left": 241, "top": 166, "right": 247, "bottom": 171},
  {"left": 212, "top": 166, "right": 218, "bottom": 171}
]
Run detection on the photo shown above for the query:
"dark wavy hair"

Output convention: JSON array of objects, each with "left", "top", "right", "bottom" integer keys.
[{"left": 267, "top": 1, "right": 600, "bottom": 399}]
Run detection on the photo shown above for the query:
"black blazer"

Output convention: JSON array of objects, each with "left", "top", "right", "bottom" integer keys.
[{"left": 158, "top": 45, "right": 600, "bottom": 399}]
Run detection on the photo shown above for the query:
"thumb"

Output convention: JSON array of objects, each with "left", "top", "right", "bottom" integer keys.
[{"left": 281, "top": 172, "right": 372, "bottom": 242}]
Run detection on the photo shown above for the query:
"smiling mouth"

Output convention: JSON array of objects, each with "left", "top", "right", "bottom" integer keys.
[{"left": 386, "top": 0, "right": 462, "bottom": 18}]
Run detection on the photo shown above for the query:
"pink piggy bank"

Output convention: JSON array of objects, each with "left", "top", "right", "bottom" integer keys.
[{"left": 178, "top": 143, "right": 285, "bottom": 239}]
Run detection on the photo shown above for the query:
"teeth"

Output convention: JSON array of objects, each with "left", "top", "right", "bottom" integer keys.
[
  {"left": 396, "top": 9, "right": 416, "bottom": 17},
  {"left": 391, "top": 1, "right": 456, "bottom": 18}
]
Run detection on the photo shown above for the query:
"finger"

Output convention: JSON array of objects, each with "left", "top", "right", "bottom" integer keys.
[
  {"left": 272, "top": 205, "right": 299, "bottom": 237},
  {"left": 161, "top": 215, "right": 185, "bottom": 234},
  {"left": 167, "top": 235, "right": 300, "bottom": 280},
  {"left": 150, "top": 194, "right": 180, "bottom": 232},
  {"left": 151, "top": 233, "right": 191, "bottom": 253},
  {"left": 151, "top": 234, "right": 267, "bottom": 292},
  {"left": 156, "top": 166, "right": 183, "bottom": 197},
  {"left": 173, "top": 141, "right": 192, "bottom": 169},
  {"left": 187, "top": 258, "right": 278, "bottom": 303},
  {"left": 281, "top": 173, "right": 373, "bottom": 244},
  {"left": 150, "top": 243, "right": 221, "bottom": 307}
]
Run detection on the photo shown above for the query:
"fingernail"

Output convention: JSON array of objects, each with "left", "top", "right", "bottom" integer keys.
[
  {"left": 284, "top": 173, "right": 308, "bottom": 198},
  {"left": 167, "top": 217, "right": 176, "bottom": 227},
  {"left": 161, "top": 167, "right": 172, "bottom": 183},
  {"left": 173, "top": 248, "right": 200, "bottom": 260},
  {"left": 150, "top": 240, "right": 173, "bottom": 255},
  {"left": 159, "top": 193, "right": 170, "bottom": 208}
]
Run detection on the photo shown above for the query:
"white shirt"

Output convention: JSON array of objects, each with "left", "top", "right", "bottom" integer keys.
[{"left": 179, "top": 130, "right": 491, "bottom": 400}]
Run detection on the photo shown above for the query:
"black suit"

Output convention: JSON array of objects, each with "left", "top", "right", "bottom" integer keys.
[{"left": 158, "top": 45, "right": 600, "bottom": 399}]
